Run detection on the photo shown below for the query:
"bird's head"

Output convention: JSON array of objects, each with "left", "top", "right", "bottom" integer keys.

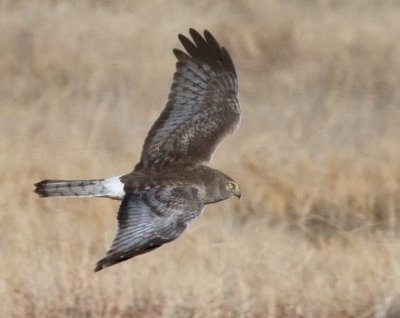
[
  {"left": 225, "top": 180, "right": 241, "bottom": 199},
  {"left": 201, "top": 168, "right": 241, "bottom": 204}
]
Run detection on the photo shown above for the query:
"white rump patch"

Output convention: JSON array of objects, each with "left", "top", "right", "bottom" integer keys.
[{"left": 103, "top": 176, "right": 125, "bottom": 200}]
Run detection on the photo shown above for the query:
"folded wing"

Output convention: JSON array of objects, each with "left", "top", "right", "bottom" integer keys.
[
  {"left": 135, "top": 29, "right": 240, "bottom": 170},
  {"left": 94, "top": 185, "right": 203, "bottom": 271}
]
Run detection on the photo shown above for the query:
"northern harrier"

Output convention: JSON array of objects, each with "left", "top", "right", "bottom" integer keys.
[{"left": 35, "top": 29, "right": 241, "bottom": 272}]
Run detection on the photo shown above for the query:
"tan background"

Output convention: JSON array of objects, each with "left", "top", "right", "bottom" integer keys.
[{"left": 2, "top": 0, "right": 400, "bottom": 317}]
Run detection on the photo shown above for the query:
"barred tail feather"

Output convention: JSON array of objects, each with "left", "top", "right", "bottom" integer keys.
[{"left": 34, "top": 176, "right": 125, "bottom": 200}]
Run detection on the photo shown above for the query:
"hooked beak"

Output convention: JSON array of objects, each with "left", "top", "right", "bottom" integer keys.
[{"left": 235, "top": 191, "right": 241, "bottom": 199}]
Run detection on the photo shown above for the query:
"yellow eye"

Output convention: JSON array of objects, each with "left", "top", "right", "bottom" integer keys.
[{"left": 226, "top": 182, "right": 235, "bottom": 191}]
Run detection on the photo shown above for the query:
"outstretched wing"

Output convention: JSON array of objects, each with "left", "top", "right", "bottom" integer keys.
[
  {"left": 135, "top": 28, "right": 240, "bottom": 170},
  {"left": 94, "top": 186, "right": 203, "bottom": 271}
]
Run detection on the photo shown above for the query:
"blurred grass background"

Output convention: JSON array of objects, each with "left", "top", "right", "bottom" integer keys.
[{"left": 2, "top": 0, "right": 400, "bottom": 317}]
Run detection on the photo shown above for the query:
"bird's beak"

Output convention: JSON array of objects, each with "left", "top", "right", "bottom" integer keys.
[{"left": 235, "top": 190, "right": 241, "bottom": 199}]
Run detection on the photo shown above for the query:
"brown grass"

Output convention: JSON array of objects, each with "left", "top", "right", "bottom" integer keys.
[{"left": 2, "top": 0, "right": 400, "bottom": 317}]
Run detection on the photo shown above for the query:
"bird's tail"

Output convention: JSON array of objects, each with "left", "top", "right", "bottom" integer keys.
[{"left": 34, "top": 176, "right": 125, "bottom": 200}]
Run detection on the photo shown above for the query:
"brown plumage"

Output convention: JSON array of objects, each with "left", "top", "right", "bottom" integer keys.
[{"left": 34, "top": 28, "right": 241, "bottom": 272}]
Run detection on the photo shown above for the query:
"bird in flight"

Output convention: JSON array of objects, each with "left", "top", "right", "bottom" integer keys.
[{"left": 35, "top": 28, "right": 241, "bottom": 272}]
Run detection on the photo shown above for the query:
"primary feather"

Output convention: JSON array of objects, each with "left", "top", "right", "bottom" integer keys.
[{"left": 135, "top": 28, "right": 240, "bottom": 170}]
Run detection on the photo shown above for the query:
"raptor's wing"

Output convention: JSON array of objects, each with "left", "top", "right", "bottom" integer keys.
[
  {"left": 94, "top": 185, "right": 203, "bottom": 271},
  {"left": 135, "top": 29, "right": 240, "bottom": 170}
]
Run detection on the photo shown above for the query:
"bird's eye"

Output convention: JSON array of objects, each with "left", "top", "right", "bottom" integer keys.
[{"left": 226, "top": 182, "right": 235, "bottom": 191}]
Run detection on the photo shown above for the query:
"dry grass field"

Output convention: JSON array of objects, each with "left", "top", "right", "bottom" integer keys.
[{"left": 2, "top": 0, "right": 400, "bottom": 317}]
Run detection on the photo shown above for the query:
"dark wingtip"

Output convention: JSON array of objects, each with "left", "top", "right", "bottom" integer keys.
[
  {"left": 94, "top": 256, "right": 112, "bottom": 272},
  {"left": 177, "top": 28, "right": 237, "bottom": 78},
  {"left": 203, "top": 29, "right": 217, "bottom": 46},
  {"left": 94, "top": 262, "right": 104, "bottom": 272},
  {"left": 172, "top": 48, "right": 189, "bottom": 61},
  {"left": 203, "top": 29, "right": 212, "bottom": 37},
  {"left": 34, "top": 180, "right": 49, "bottom": 197},
  {"left": 177, "top": 33, "right": 199, "bottom": 59},
  {"left": 189, "top": 28, "right": 206, "bottom": 47},
  {"left": 221, "top": 46, "right": 237, "bottom": 78},
  {"left": 94, "top": 257, "right": 117, "bottom": 272},
  {"left": 177, "top": 33, "right": 185, "bottom": 43}
]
